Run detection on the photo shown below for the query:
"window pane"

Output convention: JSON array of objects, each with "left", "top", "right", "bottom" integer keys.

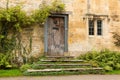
[
  {"left": 97, "top": 20, "right": 102, "bottom": 35},
  {"left": 89, "top": 20, "right": 94, "bottom": 35}
]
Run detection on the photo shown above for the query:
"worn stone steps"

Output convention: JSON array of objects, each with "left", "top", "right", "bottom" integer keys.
[
  {"left": 27, "top": 68, "right": 103, "bottom": 72},
  {"left": 32, "top": 63, "right": 91, "bottom": 69},
  {"left": 41, "top": 59, "right": 84, "bottom": 62},
  {"left": 34, "top": 64, "right": 91, "bottom": 66},
  {"left": 45, "top": 56, "right": 74, "bottom": 59},
  {"left": 24, "top": 58, "right": 104, "bottom": 76}
]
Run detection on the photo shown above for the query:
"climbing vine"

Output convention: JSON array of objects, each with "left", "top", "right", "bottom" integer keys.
[
  {"left": 0, "top": 0, "right": 65, "bottom": 68},
  {"left": 32, "top": 0, "right": 65, "bottom": 24},
  {"left": 113, "top": 32, "right": 120, "bottom": 47}
]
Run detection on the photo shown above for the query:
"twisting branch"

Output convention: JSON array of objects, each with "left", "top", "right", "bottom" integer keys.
[{"left": 6, "top": 0, "right": 9, "bottom": 10}]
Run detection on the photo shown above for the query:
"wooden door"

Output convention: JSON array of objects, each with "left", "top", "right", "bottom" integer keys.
[{"left": 47, "top": 17, "right": 65, "bottom": 56}]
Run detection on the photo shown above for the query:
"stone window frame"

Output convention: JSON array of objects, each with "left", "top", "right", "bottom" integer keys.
[
  {"left": 85, "top": 14, "right": 108, "bottom": 37},
  {"left": 88, "top": 19, "right": 103, "bottom": 36}
]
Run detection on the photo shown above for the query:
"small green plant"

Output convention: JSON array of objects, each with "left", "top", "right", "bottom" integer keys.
[
  {"left": 0, "top": 53, "right": 12, "bottom": 69},
  {"left": 20, "top": 64, "right": 31, "bottom": 72},
  {"left": 115, "top": 63, "right": 120, "bottom": 70},
  {"left": 89, "top": 61, "right": 99, "bottom": 67},
  {"left": 104, "top": 66, "right": 113, "bottom": 71}
]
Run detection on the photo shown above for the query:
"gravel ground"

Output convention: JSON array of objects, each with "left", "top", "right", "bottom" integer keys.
[{"left": 0, "top": 75, "right": 120, "bottom": 80}]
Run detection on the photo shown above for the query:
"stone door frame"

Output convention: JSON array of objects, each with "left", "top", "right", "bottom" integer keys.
[{"left": 44, "top": 14, "right": 68, "bottom": 56}]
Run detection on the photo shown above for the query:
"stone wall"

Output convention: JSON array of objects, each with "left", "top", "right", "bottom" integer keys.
[
  {"left": 0, "top": 0, "right": 120, "bottom": 57},
  {"left": 21, "top": 25, "right": 44, "bottom": 57},
  {"left": 65, "top": 0, "right": 120, "bottom": 56}
]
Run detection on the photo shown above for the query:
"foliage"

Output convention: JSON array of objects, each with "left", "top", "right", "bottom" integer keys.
[
  {"left": 115, "top": 63, "right": 120, "bottom": 70},
  {"left": 77, "top": 49, "right": 120, "bottom": 71},
  {"left": 0, "top": 6, "right": 32, "bottom": 61},
  {"left": 32, "top": 0, "right": 65, "bottom": 24},
  {"left": 32, "top": 3, "right": 50, "bottom": 24},
  {"left": 104, "top": 66, "right": 113, "bottom": 71},
  {"left": 0, "top": 53, "right": 12, "bottom": 69},
  {"left": 0, "top": 6, "right": 29, "bottom": 32},
  {"left": 20, "top": 64, "right": 31, "bottom": 72},
  {"left": 50, "top": 0, "right": 65, "bottom": 12}
]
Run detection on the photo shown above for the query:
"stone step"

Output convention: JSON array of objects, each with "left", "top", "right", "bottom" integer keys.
[
  {"left": 34, "top": 64, "right": 91, "bottom": 66},
  {"left": 40, "top": 59, "right": 84, "bottom": 62},
  {"left": 45, "top": 56, "right": 74, "bottom": 59},
  {"left": 27, "top": 67, "right": 103, "bottom": 72}
]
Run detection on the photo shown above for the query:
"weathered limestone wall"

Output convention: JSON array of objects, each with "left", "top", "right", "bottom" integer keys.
[
  {"left": 108, "top": 0, "right": 120, "bottom": 51},
  {"left": 64, "top": 0, "right": 120, "bottom": 56},
  {"left": 21, "top": 25, "right": 44, "bottom": 57},
  {"left": 64, "top": 0, "right": 88, "bottom": 56},
  {"left": 0, "top": 0, "right": 120, "bottom": 57},
  {"left": 0, "top": 0, "right": 42, "bottom": 13}
]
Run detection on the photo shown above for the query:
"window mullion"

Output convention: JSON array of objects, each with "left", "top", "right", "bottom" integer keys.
[{"left": 94, "top": 20, "right": 97, "bottom": 36}]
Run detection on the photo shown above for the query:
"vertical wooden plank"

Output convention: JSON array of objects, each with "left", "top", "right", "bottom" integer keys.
[
  {"left": 59, "top": 17, "right": 65, "bottom": 55},
  {"left": 48, "top": 17, "right": 54, "bottom": 55}
]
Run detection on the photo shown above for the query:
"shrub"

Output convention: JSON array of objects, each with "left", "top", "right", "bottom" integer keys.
[
  {"left": 77, "top": 49, "right": 120, "bottom": 71},
  {"left": 0, "top": 53, "right": 12, "bottom": 69},
  {"left": 115, "top": 63, "right": 120, "bottom": 70},
  {"left": 104, "top": 66, "right": 113, "bottom": 71},
  {"left": 89, "top": 61, "right": 99, "bottom": 67},
  {"left": 107, "top": 61, "right": 114, "bottom": 67},
  {"left": 20, "top": 64, "right": 31, "bottom": 72}
]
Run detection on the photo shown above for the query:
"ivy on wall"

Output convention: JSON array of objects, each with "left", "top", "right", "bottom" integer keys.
[
  {"left": 0, "top": 0, "right": 65, "bottom": 67},
  {"left": 113, "top": 32, "right": 120, "bottom": 47}
]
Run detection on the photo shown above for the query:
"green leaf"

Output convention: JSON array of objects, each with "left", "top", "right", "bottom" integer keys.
[
  {"left": 0, "top": 35, "right": 5, "bottom": 39},
  {"left": 6, "top": 13, "right": 11, "bottom": 21}
]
